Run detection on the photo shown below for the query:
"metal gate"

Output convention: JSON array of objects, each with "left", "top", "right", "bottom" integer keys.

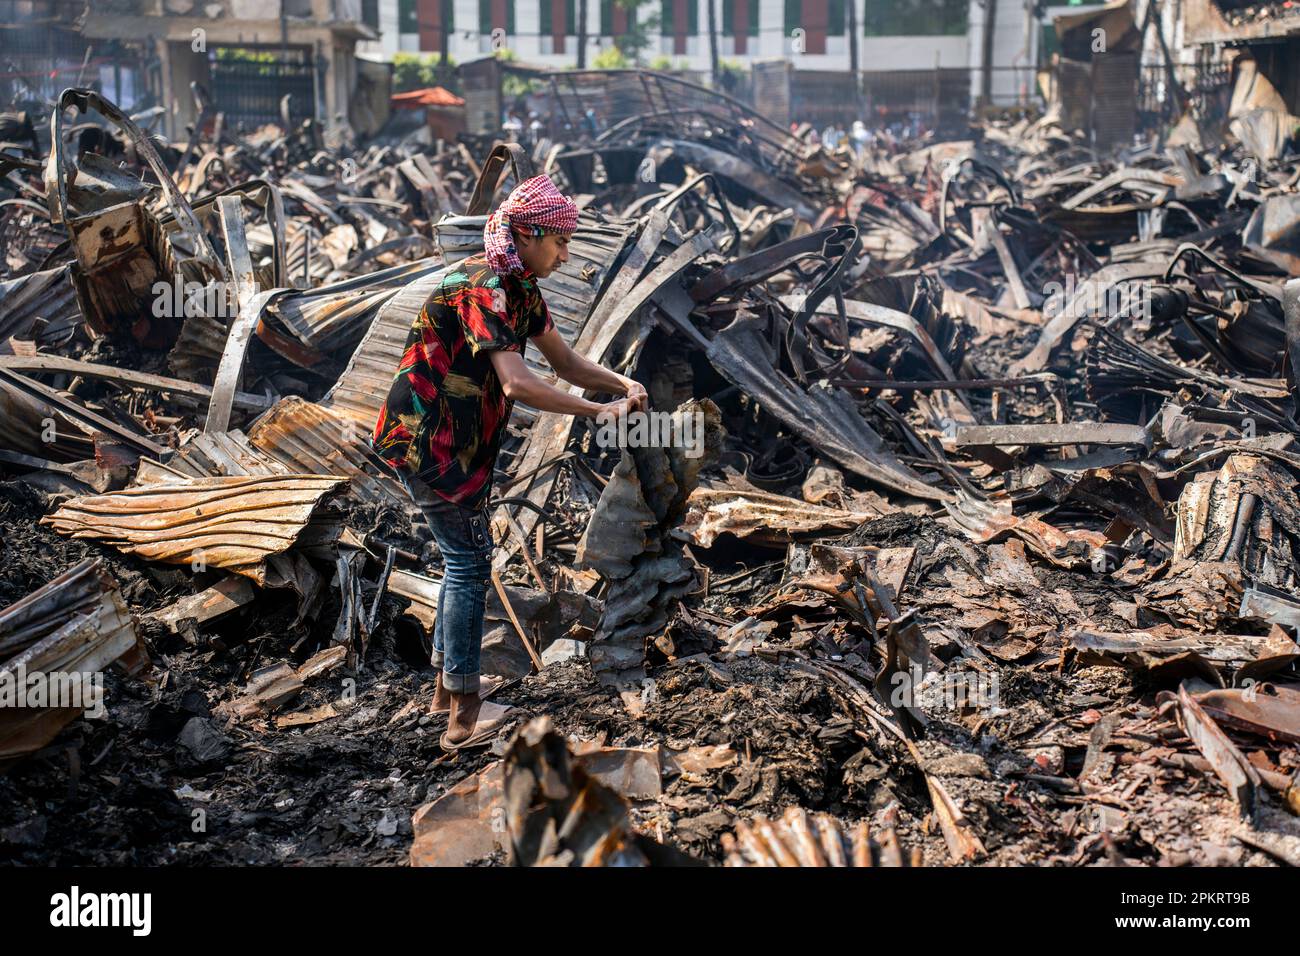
[{"left": 210, "top": 49, "right": 316, "bottom": 129}]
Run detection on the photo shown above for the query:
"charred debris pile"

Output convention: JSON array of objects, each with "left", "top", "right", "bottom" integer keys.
[{"left": 1, "top": 76, "right": 1300, "bottom": 867}]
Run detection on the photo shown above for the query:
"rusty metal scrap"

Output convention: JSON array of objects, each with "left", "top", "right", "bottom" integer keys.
[
  {"left": 1071, "top": 626, "right": 1300, "bottom": 680},
  {"left": 576, "top": 399, "right": 724, "bottom": 687},
  {"left": 500, "top": 716, "right": 690, "bottom": 867},
  {"left": 245, "top": 396, "right": 410, "bottom": 511},
  {"left": 681, "top": 485, "right": 878, "bottom": 548},
  {"left": 6, "top": 51, "right": 1300, "bottom": 872},
  {"left": 40, "top": 475, "right": 347, "bottom": 585},
  {"left": 409, "top": 717, "right": 690, "bottom": 867},
  {"left": 1176, "top": 682, "right": 1261, "bottom": 820},
  {"left": 722, "top": 806, "right": 922, "bottom": 867},
  {"left": 0, "top": 558, "right": 144, "bottom": 762}
]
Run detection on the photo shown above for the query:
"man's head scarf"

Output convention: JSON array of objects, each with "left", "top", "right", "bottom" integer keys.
[{"left": 483, "top": 174, "right": 578, "bottom": 277}]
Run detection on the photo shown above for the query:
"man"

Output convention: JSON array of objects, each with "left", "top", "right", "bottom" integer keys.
[{"left": 372, "top": 174, "right": 647, "bottom": 750}]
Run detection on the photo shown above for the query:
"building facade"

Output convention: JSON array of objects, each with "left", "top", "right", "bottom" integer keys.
[
  {"left": 75, "top": 0, "right": 377, "bottom": 139},
  {"left": 357, "top": 0, "right": 1102, "bottom": 106}
]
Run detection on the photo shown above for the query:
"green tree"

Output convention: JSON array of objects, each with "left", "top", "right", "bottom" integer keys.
[
  {"left": 603, "top": 0, "right": 659, "bottom": 63},
  {"left": 593, "top": 44, "right": 629, "bottom": 69},
  {"left": 391, "top": 52, "right": 459, "bottom": 93},
  {"left": 495, "top": 47, "right": 542, "bottom": 98}
]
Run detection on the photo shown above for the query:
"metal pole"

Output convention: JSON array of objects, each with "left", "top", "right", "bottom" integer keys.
[
  {"left": 979, "top": 0, "right": 997, "bottom": 109},
  {"left": 707, "top": 0, "right": 720, "bottom": 88},
  {"left": 440, "top": 0, "right": 452, "bottom": 88},
  {"left": 578, "top": 0, "right": 589, "bottom": 68},
  {"left": 848, "top": 0, "right": 860, "bottom": 116}
]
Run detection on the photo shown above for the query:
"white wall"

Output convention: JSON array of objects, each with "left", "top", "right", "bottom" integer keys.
[
  {"left": 969, "top": 0, "right": 1037, "bottom": 104},
  {"left": 358, "top": 0, "right": 1045, "bottom": 101}
]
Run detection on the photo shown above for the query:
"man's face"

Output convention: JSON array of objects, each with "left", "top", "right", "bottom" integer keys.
[{"left": 514, "top": 230, "right": 571, "bottom": 278}]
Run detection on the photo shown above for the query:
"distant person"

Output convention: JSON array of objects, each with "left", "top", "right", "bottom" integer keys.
[
  {"left": 502, "top": 110, "right": 523, "bottom": 141},
  {"left": 851, "top": 120, "right": 869, "bottom": 161}
]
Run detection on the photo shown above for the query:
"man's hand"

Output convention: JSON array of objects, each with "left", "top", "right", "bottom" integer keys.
[
  {"left": 534, "top": 327, "right": 651, "bottom": 406},
  {"left": 624, "top": 380, "right": 648, "bottom": 412},
  {"left": 598, "top": 398, "right": 634, "bottom": 423}
]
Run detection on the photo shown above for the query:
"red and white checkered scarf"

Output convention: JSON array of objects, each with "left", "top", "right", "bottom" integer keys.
[{"left": 483, "top": 174, "right": 579, "bottom": 277}]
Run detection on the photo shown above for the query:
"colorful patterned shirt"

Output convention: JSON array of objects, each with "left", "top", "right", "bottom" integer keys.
[{"left": 371, "top": 254, "right": 553, "bottom": 508}]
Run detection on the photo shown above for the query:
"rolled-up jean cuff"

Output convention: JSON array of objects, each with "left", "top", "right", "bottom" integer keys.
[
  {"left": 430, "top": 649, "right": 445, "bottom": 669},
  {"left": 442, "top": 669, "right": 480, "bottom": 695}
]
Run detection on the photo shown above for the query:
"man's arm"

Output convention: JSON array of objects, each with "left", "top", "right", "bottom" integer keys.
[
  {"left": 489, "top": 349, "right": 631, "bottom": 419},
  {"left": 530, "top": 326, "right": 647, "bottom": 408}
]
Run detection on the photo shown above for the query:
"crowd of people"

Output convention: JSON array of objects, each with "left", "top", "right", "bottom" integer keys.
[
  {"left": 501, "top": 103, "right": 607, "bottom": 148},
  {"left": 803, "top": 113, "right": 933, "bottom": 158},
  {"left": 498, "top": 98, "right": 932, "bottom": 161}
]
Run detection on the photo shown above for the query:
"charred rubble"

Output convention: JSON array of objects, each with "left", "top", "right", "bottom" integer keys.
[{"left": 1, "top": 73, "right": 1300, "bottom": 867}]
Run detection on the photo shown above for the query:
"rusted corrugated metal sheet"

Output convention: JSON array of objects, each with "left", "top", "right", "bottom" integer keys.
[
  {"left": 267, "top": 257, "right": 447, "bottom": 356},
  {"left": 322, "top": 268, "right": 446, "bottom": 429},
  {"left": 160, "top": 430, "right": 293, "bottom": 480},
  {"left": 0, "top": 265, "right": 79, "bottom": 347},
  {"left": 0, "top": 558, "right": 144, "bottom": 762},
  {"left": 0, "top": 558, "right": 139, "bottom": 669},
  {"left": 158, "top": 413, "right": 389, "bottom": 512},
  {"left": 0, "top": 368, "right": 98, "bottom": 463},
  {"left": 246, "top": 396, "right": 410, "bottom": 510},
  {"left": 40, "top": 475, "right": 347, "bottom": 585}
]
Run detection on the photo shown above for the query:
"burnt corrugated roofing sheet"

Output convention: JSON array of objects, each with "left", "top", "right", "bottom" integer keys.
[{"left": 41, "top": 475, "right": 348, "bottom": 585}]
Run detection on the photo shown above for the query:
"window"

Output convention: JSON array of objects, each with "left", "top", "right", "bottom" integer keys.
[
  {"left": 362, "top": 0, "right": 379, "bottom": 30},
  {"left": 399, "top": 0, "right": 454, "bottom": 34},
  {"left": 541, "top": 0, "right": 577, "bottom": 34},
  {"left": 661, "top": 0, "right": 699, "bottom": 35},
  {"left": 479, "top": 0, "right": 516, "bottom": 36},
  {"left": 722, "top": 0, "right": 759, "bottom": 36},
  {"left": 601, "top": 0, "right": 616, "bottom": 33},
  {"left": 862, "top": 0, "right": 968, "bottom": 37},
  {"left": 828, "top": 0, "right": 845, "bottom": 36}
]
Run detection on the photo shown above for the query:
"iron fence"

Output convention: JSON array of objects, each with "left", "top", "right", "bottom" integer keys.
[
  {"left": 1138, "top": 61, "right": 1233, "bottom": 132},
  {"left": 778, "top": 66, "right": 1042, "bottom": 133},
  {"left": 210, "top": 50, "right": 317, "bottom": 130}
]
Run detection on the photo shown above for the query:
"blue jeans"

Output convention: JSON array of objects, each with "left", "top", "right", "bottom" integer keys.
[{"left": 400, "top": 473, "right": 495, "bottom": 694}]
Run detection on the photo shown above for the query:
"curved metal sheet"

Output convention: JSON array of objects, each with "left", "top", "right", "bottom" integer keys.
[{"left": 41, "top": 474, "right": 347, "bottom": 586}]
